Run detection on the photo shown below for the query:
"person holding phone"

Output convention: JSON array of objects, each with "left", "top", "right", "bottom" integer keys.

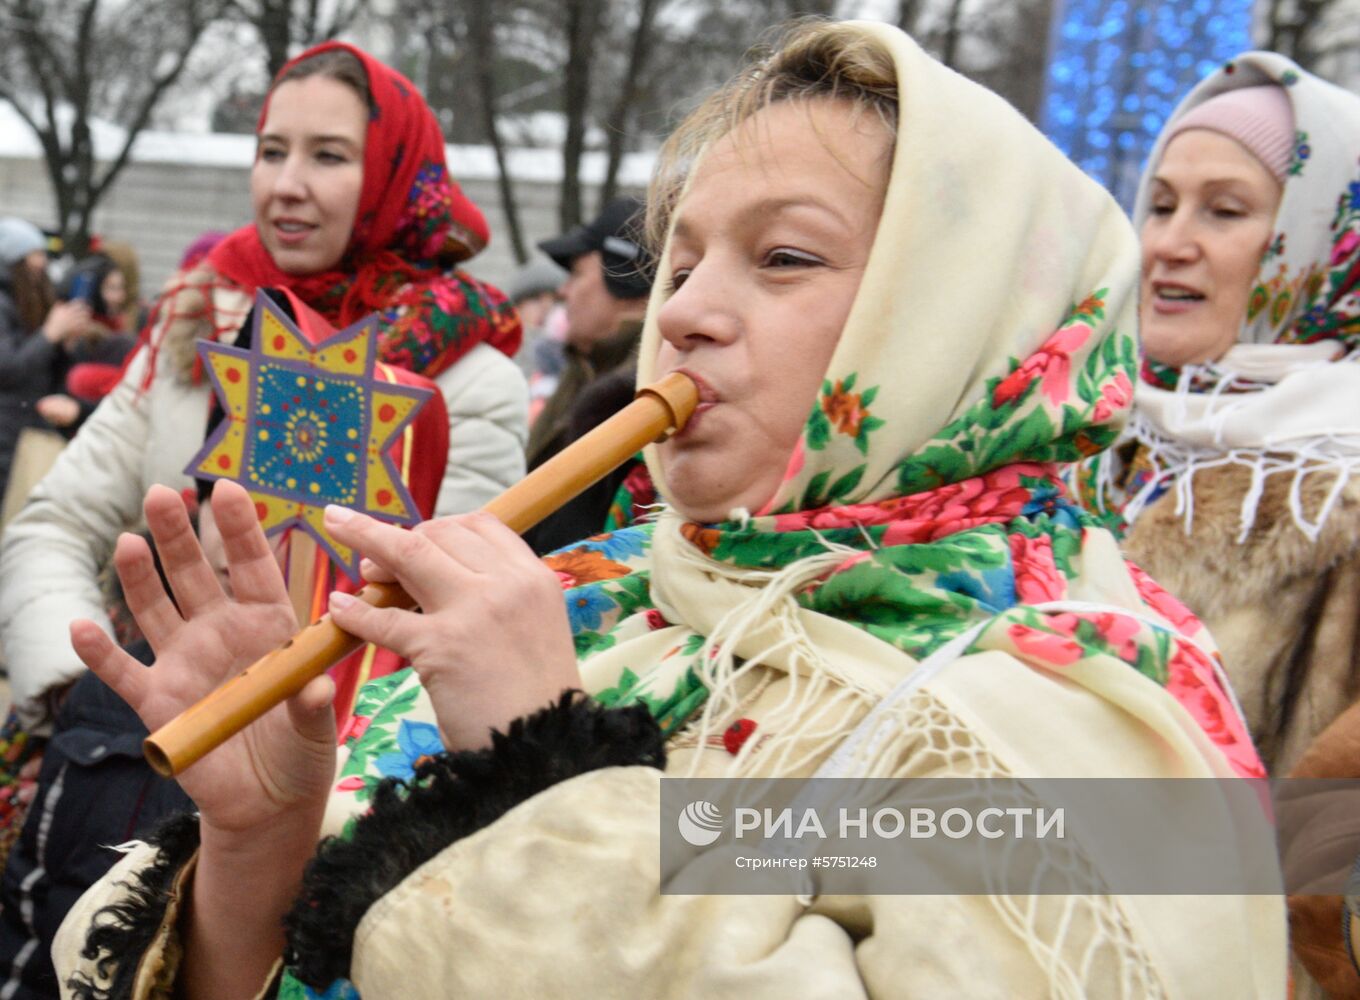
[
  {"left": 36, "top": 254, "right": 139, "bottom": 432},
  {"left": 0, "top": 219, "right": 93, "bottom": 504}
]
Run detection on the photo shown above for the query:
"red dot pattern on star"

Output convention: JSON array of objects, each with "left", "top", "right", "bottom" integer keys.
[
  {"left": 255, "top": 502, "right": 268, "bottom": 521},
  {"left": 225, "top": 368, "right": 241, "bottom": 384},
  {"left": 376, "top": 489, "right": 392, "bottom": 507},
  {"left": 378, "top": 403, "right": 396, "bottom": 423},
  {"left": 343, "top": 349, "right": 357, "bottom": 364},
  {"left": 273, "top": 335, "right": 286, "bottom": 350},
  {"left": 217, "top": 455, "right": 231, "bottom": 470}
]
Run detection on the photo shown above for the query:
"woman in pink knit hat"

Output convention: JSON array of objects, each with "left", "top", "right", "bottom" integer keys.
[{"left": 1077, "top": 53, "right": 1360, "bottom": 777}]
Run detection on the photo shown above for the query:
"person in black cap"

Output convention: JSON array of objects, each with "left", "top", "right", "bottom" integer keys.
[{"left": 522, "top": 196, "right": 654, "bottom": 553}]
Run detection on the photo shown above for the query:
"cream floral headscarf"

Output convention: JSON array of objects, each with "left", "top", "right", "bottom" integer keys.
[{"left": 540, "top": 21, "right": 1258, "bottom": 783}]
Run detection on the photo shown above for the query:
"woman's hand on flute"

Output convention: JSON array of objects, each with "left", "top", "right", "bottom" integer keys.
[
  {"left": 69, "top": 481, "right": 338, "bottom": 834},
  {"left": 323, "top": 506, "right": 583, "bottom": 752}
]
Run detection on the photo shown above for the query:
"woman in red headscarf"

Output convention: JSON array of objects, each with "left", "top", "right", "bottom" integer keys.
[{"left": 0, "top": 43, "right": 528, "bottom": 735}]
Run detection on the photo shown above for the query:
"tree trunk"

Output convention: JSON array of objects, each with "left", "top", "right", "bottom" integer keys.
[
  {"left": 469, "top": 0, "right": 529, "bottom": 263},
  {"left": 1263, "top": 0, "right": 1336, "bottom": 67},
  {"left": 940, "top": 0, "right": 967, "bottom": 69},
  {"left": 559, "top": 0, "right": 606, "bottom": 230},
  {"left": 599, "top": 0, "right": 662, "bottom": 210},
  {"left": 67, "top": 0, "right": 97, "bottom": 254},
  {"left": 1264, "top": 0, "right": 1286, "bottom": 52},
  {"left": 260, "top": 0, "right": 293, "bottom": 79},
  {"left": 1011, "top": 0, "right": 1055, "bottom": 121},
  {"left": 897, "top": 0, "right": 923, "bottom": 35},
  {"left": 44, "top": 147, "right": 82, "bottom": 256},
  {"left": 775, "top": 0, "right": 835, "bottom": 16},
  {"left": 301, "top": 0, "right": 368, "bottom": 46},
  {"left": 1292, "top": 0, "right": 1332, "bottom": 70}
]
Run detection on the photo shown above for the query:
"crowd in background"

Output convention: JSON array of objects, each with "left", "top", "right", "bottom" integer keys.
[{"left": 0, "top": 14, "right": 1353, "bottom": 1000}]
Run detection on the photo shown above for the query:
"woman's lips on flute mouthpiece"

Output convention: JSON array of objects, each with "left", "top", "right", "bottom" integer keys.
[{"left": 672, "top": 368, "right": 718, "bottom": 435}]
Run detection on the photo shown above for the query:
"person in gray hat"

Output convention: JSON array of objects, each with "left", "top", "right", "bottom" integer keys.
[
  {"left": 522, "top": 197, "right": 655, "bottom": 552},
  {"left": 508, "top": 256, "right": 568, "bottom": 330},
  {"left": 506, "top": 255, "right": 568, "bottom": 390}
]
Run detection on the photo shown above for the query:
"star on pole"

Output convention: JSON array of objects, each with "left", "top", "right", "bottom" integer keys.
[{"left": 184, "top": 292, "right": 432, "bottom": 580}]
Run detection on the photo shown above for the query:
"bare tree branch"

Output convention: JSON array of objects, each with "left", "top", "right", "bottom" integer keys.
[
  {"left": 89, "top": 28, "right": 203, "bottom": 207},
  {"left": 226, "top": 0, "right": 372, "bottom": 79},
  {"left": 0, "top": 0, "right": 225, "bottom": 252},
  {"left": 0, "top": 77, "right": 41, "bottom": 136},
  {"left": 1263, "top": 0, "right": 1343, "bottom": 69},
  {"left": 8, "top": 0, "right": 76, "bottom": 96},
  {"left": 939, "top": 0, "right": 967, "bottom": 69},
  {"left": 559, "top": 0, "right": 607, "bottom": 229}
]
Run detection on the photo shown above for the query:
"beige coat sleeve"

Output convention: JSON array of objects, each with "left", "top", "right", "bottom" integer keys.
[
  {"left": 53, "top": 843, "right": 194, "bottom": 1000},
  {"left": 53, "top": 844, "right": 284, "bottom": 1000},
  {"left": 348, "top": 766, "right": 1059, "bottom": 1000}
]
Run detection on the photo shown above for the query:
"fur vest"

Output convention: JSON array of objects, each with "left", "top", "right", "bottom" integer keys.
[{"left": 1124, "top": 463, "right": 1360, "bottom": 775}]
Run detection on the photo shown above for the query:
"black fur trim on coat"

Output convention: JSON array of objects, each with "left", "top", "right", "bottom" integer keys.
[
  {"left": 65, "top": 812, "right": 201, "bottom": 1000},
  {"left": 285, "top": 693, "right": 664, "bottom": 989}
]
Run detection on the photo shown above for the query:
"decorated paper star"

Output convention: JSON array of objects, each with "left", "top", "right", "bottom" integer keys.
[{"left": 185, "top": 292, "right": 432, "bottom": 580}]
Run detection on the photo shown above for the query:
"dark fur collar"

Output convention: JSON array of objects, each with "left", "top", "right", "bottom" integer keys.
[{"left": 284, "top": 693, "right": 664, "bottom": 989}]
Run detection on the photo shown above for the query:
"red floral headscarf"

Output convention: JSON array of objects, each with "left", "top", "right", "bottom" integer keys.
[{"left": 205, "top": 41, "right": 520, "bottom": 379}]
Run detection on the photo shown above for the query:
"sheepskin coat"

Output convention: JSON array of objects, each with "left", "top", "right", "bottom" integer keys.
[{"left": 1124, "top": 463, "right": 1360, "bottom": 775}]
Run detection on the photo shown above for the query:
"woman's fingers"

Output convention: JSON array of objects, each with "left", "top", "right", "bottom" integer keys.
[
  {"left": 351, "top": 512, "right": 517, "bottom": 588},
  {"left": 353, "top": 517, "right": 511, "bottom": 587},
  {"left": 211, "top": 481, "right": 291, "bottom": 608},
  {"left": 143, "top": 484, "right": 225, "bottom": 617},
  {"left": 113, "top": 532, "right": 185, "bottom": 649},
  {"left": 69, "top": 619, "right": 148, "bottom": 710},
  {"left": 285, "top": 674, "right": 337, "bottom": 746},
  {"left": 327, "top": 592, "right": 423, "bottom": 660},
  {"left": 415, "top": 512, "right": 509, "bottom": 575},
  {"left": 358, "top": 556, "right": 393, "bottom": 583},
  {"left": 448, "top": 512, "right": 543, "bottom": 571},
  {"left": 323, "top": 506, "right": 461, "bottom": 609}
]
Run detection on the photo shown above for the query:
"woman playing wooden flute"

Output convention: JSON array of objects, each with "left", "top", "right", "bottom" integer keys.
[{"left": 57, "top": 19, "right": 1284, "bottom": 999}]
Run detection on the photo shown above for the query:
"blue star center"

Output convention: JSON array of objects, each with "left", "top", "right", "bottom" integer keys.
[{"left": 247, "top": 363, "right": 365, "bottom": 505}]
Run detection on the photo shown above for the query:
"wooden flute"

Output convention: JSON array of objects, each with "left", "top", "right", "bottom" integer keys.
[{"left": 143, "top": 371, "right": 699, "bottom": 778}]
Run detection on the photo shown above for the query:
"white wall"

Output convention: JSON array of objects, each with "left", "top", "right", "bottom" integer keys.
[
  {"left": 0, "top": 119, "right": 653, "bottom": 297},
  {"left": 0, "top": 157, "right": 634, "bottom": 296}
]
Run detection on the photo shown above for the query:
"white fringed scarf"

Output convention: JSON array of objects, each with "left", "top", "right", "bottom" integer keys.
[
  {"left": 1121, "top": 343, "right": 1360, "bottom": 540},
  {"left": 1086, "top": 52, "right": 1360, "bottom": 539}
]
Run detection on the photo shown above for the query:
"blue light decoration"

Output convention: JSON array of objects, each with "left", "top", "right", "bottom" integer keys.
[{"left": 1041, "top": 0, "right": 1255, "bottom": 208}]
